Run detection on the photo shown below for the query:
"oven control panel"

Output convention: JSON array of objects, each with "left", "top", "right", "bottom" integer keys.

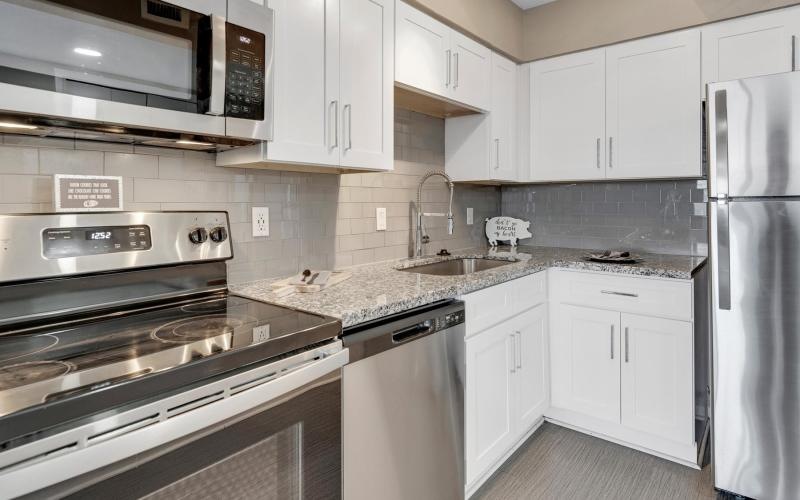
[
  {"left": 225, "top": 23, "right": 265, "bottom": 121},
  {"left": 42, "top": 226, "right": 152, "bottom": 259}
]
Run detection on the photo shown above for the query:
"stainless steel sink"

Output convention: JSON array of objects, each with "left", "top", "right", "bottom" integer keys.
[{"left": 398, "top": 258, "right": 516, "bottom": 276}]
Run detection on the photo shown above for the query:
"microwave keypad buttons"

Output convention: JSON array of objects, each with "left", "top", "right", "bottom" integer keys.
[{"left": 225, "top": 23, "right": 266, "bottom": 121}]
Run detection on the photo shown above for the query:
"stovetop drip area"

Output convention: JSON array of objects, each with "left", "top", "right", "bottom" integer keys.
[{"left": 0, "top": 292, "right": 340, "bottom": 424}]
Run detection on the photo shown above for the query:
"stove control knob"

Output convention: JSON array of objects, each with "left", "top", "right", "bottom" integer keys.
[
  {"left": 209, "top": 226, "right": 228, "bottom": 243},
  {"left": 188, "top": 227, "right": 208, "bottom": 244}
]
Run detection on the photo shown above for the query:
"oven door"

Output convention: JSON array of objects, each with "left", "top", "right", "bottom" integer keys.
[
  {"left": 0, "top": 0, "right": 272, "bottom": 141},
  {"left": 0, "top": 345, "right": 346, "bottom": 499}
]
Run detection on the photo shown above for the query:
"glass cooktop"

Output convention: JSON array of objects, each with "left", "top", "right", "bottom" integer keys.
[{"left": 0, "top": 294, "right": 341, "bottom": 422}]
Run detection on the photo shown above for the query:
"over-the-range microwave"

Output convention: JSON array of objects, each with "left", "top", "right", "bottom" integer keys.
[{"left": 0, "top": 0, "right": 273, "bottom": 150}]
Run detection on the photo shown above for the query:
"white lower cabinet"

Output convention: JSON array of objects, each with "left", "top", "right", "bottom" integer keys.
[
  {"left": 463, "top": 274, "right": 549, "bottom": 492},
  {"left": 550, "top": 304, "right": 620, "bottom": 423},
  {"left": 620, "top": 313, "right": 694, "bottom": 444},
  {"left": 547, "top": 270, "right": 698, "bottom": 465}
]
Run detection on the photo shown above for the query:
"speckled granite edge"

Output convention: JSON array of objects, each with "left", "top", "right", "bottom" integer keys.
[{"left": 230, "top": 246, "right": 706, "bottom": 328}]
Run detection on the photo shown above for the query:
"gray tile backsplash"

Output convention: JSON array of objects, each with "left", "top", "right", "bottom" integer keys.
[
  {"left": 0, "top": 109, "right": 499, "bottom": 284},
  {"left": 501, "top": 181, "right": 708, "bottom": 256}
]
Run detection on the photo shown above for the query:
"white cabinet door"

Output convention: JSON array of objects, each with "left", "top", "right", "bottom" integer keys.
[
  {"left": 339, "top": 0, "right": 394, "bottom": 170},
  {"left": 621, "top": 313, "right": 694, "bottom": 444},
  {"left": 530, "top": 49, "right": 605, "bottom": 182},
  {"left": 550, "top": 304, "right": 620, "bottom": 423},
  {"left": 513, "top": 304, "right": 549, "bottom": 432},
  {"left": 449, "top": 31, "right": 491, "bottom": 110},
  {"left": 605, "top": 30, "right": 701, "bottom": 179},
  {"left": 702, "top": 7, "right": 800, "bottom": 96},
  {"left": 395, "top": 0, "right": 450, "bottom": 97},
  {"left": 490, "top": 52, "right": 517, "bottom": 181},
  {"left": 465, "top": 324, "right": 516, "bottom": 486},
  {"left": 267, "top": 0, "right": 339, "bottom": 166}
]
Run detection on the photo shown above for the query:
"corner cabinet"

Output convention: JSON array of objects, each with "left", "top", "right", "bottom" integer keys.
[
  {"left": 701, "top": 6, "right": 800, "bottom": 97},
  {"left": 395, "top": 1, "right": 490, "bottom": 111},
  {"left": 445, "top": 52, "right": 517, "bottom": 182},
  {"left": 217, "top": 0, "right": 394, "bottom": 172},
  {"left": 461, "top": 273, "right": 548, "bottom": 494}
]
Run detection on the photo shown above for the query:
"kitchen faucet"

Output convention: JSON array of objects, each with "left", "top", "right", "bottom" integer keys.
[{"left": 415, "top": 170, "right": 454, "bottom": 258}]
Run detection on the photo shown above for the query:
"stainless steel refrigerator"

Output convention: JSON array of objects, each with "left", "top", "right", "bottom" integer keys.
[{"left": 708, "top": 71, "right": 800, "bottom": 500}]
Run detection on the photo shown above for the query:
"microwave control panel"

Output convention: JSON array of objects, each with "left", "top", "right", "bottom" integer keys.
[
  {"left": 42, "top": 226, "right": 152, "bottom": 259},
  {"left": 225, "top": 23, "right": 266, "bottom": 121}
]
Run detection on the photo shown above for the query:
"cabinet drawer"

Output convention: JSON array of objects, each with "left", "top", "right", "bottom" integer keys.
[
  {"left": 549, "top": 270, "right": 692, "bottom": 321},
  {"left": 463, "top": 272, "right": 546, "bottom": 337}
]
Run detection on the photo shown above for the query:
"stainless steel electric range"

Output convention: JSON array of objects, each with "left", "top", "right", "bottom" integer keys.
[{"left": 0, "top": 211, "right": 346, "bottom": 499}]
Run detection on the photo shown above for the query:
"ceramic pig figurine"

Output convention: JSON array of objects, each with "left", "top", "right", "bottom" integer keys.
[{"left": 485, "top": 217, "right": 532, "bottom": 246}]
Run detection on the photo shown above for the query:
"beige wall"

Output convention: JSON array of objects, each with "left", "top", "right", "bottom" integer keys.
[
  {"left": 522, "top": 0, "right": 800, "bottom": 60},
  {"left": 406, "top": 0, "right": 525, "bottom": 60}
]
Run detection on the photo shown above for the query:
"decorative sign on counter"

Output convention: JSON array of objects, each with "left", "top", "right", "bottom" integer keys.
[
  {"left": 485, "top": 216, "right": 532, "bottom": 247},
  {"left": 54, "top": 174, "right": 123, "bottom": 212}
]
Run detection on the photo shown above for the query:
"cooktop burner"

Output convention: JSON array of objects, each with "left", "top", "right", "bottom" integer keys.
[
  {"left": 0, "top": 293, "right": 340, "bottom": 421},
  {"left": 0, "top": 360, "right": 74, "bottom": 391},
  {"left": 152, "top": 314, "right": 254, "bottom": 343}
]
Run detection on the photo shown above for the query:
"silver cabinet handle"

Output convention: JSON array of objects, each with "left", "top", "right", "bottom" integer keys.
[
  {"left": 330, "top": 100, "right": 339, "bottom": 149},
  {"left": 509, "top": 334, "right": 516, "bottom": 373},
  {"left": 494, "top": 138, "right": 500, "bottom": 170},
  {"left": 610, "top": 325, "right": 614, "bottom": 360},
  {"left": 454, "top": 52, "right": 459, "bottom": 89},
  {"left": 343, "top": 104, "right": 352, "bottom": 151},
  {"left": 596, "top": 138, "right": 601, "bottom": 169},
  {"left": 793, "top": 35, "right": 797, "bottom": 71},
  {"left": 445, "top": 49, "right": 451, "bottom": 87},
  {"left": 601, "top": 290, "right": 638, "bottom": 298},
  {"left": 207, "top": 14, "right": 227, "bottom": 116},
  {"left": 608, "top": 137, "right": 613, "bottom": 168},
  {"left": 515, "top": 331, "right": 522, "bottom": 369},
  {"left": 624, "top": 327, "right": 630, "bottom": 363}
]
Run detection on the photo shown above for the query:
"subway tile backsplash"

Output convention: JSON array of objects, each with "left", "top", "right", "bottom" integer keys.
[
  {"left": 501, "top": 181, "right": 707, "bottom": 256},
  {"left": 0, "top": 109, "right": 499, "bottom": 284}
]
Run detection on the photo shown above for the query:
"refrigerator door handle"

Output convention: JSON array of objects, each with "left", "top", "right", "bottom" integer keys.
[
  {"left": 717, "top": 201, "right": 732, "bottom": 310},
  {"left": 714, "top": 89, "right": 730, "bottom": 198}
]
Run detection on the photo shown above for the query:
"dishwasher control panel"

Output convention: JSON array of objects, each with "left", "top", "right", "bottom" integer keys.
[{"left": 436, "top": 310, "right": 465, "bottom": 331}]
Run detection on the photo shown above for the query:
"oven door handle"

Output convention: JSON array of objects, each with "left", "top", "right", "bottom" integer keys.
[
  {"left": 0, "top": 348, "right": 349, "bottom": 499},
  {"left": 208, "top": 14, "right": 227, "bottom": 116}
]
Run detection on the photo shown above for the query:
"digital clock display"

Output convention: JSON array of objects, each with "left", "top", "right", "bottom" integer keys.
[{"left": 87, "top": 231, "right": 112, "bottom": 240}]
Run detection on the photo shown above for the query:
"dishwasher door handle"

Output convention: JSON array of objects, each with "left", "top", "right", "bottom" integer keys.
[{"left": 392, "top": 320, "right": 434, "bottom": 343}]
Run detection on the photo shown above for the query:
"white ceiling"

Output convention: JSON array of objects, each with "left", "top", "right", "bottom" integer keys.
[{"left": 511, "top": 0, "right": 558, "bottom": 9}]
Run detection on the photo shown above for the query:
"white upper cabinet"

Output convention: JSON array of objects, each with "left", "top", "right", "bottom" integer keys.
[
  {"left": 702, "top": 7, "right": 800, "bottom": 96},
  {"left": 264, "top": 0, "right": 338, "bottom": 166},
  {"left": 450, "top": 31, "right": 492, "bottom": 110},
  {"left": 219, "top": 0, "right": 393, "bottom": 172},
  {"left": 339, "top": 0, "right": 394, "bottom": 170},
  {"left": 620, "top": 313, "right": 694, "bottom": 445},
  {"left": 550, "top": 303, "right": 621, "bottom": 423},
  {"left": 395, "top": 1, "right": 491, "bottom": 110},
  {"left": 445, "top": 51, "right": 517, "bottom": 182},
  {"left": 529, "top": 49, "right": 605, "bottom": 182},
  {"left": 395, "top": 0, "right": 450, "bottom": 98},
  {"left": 605, "top": 30, "right": 702, "bottom": 180}
]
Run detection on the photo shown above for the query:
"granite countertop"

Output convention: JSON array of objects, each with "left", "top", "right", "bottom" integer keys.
[{"left": 230, "top": 246, "right": 707, "bottom": 328}]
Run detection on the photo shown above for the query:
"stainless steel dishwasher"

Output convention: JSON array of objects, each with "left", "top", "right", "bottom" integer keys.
[{"left": 342, "top": 300, "right": 466, "bottom": 500}]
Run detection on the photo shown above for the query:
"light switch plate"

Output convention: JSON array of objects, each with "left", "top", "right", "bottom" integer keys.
[
  {"left": 252, "top": 207, "right": 269, "bottom": 237},
  {"left": 376, "top": 207, "right": 387, "bottom": 231},
  {"left": 466, "top": 207, "right": 474, "bottom": 225}
]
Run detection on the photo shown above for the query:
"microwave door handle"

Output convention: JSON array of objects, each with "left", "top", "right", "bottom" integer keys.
[{"left": 208, "top": 14, "right": 227, "bottom": 116}]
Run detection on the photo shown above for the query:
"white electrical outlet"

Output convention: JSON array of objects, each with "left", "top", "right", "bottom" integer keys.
[
  {"left": 376, "top": 207, "right": 387, "bottom": 231},
  {"left": 466, "top": 207, "right": 474, "bottom": 225},
  {"left": 252, "top": 207, "right": 269, "bottom": 237}
]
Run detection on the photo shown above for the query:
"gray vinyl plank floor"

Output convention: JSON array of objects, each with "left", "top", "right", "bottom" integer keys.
[{"left": 473, "top": 423, "right": 718, "bottom": 500}]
